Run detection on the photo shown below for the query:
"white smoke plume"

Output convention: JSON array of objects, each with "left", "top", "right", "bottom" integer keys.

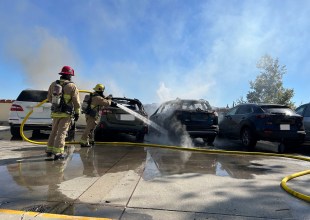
[{"left": 5, "top": 28, "right": 81, "bottom": 90}]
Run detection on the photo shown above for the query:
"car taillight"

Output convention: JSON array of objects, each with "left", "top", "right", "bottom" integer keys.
[
  {"left": 101, "top": 109, "right": 112, "bottom": 115},
  {"left": 10, "top": 104, "right": 23, "bottom": 111}
]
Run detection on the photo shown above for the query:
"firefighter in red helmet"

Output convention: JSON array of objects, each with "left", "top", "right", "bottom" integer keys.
[{"left": 46, "top": 66, "right": 80, "bottom": 160}]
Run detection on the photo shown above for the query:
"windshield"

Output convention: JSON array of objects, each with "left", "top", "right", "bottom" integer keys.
[
  {"left": 16, "top": 90, "right": 48, "bottom": 102},
  {"left": 262, "top": 106, "right": 295, "bottom": 115}
]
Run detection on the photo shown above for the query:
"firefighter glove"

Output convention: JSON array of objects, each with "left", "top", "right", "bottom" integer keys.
[
  {"left": 74, "top": 113, "right": 79, "bottom": 121},
  {"left": 110, "top": 101, "right": 117, "bottom": 107},
  {"left": 107, "top": 94, "right": 113, "bottom": 99}
]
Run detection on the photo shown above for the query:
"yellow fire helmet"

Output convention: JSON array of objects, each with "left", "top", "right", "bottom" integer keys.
[{"left": 93, "top": 84, "right": 105, "bottom": 92}]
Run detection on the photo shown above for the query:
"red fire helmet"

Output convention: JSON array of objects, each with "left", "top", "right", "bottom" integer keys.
[{"left": 59, "top": 66, "right": 75, "bottom": 76}]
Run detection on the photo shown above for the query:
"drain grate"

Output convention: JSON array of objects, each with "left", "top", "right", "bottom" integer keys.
[{"left": 22, "top": 204, "right": 51, "bottom": 213}]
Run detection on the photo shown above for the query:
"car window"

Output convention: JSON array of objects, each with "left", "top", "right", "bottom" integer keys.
[
  {"left": 114, "top": 99, "right": 143, "bottom": 111},
  {"left": 157, "top": 104, "right": 170, "bottom": 114},
  {"left": 181, "top": 100, "right": 211, "bottom": 111},
  {"left": 262, "top": 106, "right": 295, "bottom": 115},
  {"left": 303, "top": 105, "right": 310, "bottom": 117},
  {"left": 236, "top": 105, "right": 253, "bottom": 114},
  {"left": 295, "top": 105, "right": 306, "bottom": 116},
  {"left": 16, "top": 90, "right": 48, "bottom": 102},
  {"left": 227, "top": 106, "right": 238, "bottom": 115}
]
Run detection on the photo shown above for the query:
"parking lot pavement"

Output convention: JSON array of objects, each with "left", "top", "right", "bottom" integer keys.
[{"left": 0, "top": 130, "right": 309, "bottom": 220}]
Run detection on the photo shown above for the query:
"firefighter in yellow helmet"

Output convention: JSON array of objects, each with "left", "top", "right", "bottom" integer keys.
[
  {"left": 80, "top": 84, "right": 115, "bottom": 147},
  {"left": 46, "top": 66, "right": 81, "bottom": 160}
]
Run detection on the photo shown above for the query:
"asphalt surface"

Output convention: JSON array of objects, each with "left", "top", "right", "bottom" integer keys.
[{"left": 0, "top": 127, "right": 309, "bottom": 219}]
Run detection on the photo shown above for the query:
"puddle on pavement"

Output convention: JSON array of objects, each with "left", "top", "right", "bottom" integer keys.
[
  {"left": 143, "top": 147, "right": 274, "bottom": 180},
  {"left": 0, "top": 144, "right": 278, "bottom": 201}
]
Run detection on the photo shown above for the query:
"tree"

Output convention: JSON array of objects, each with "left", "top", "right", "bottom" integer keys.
[{"left": 246, "top": 55, "right": 295, "bottom": 108}]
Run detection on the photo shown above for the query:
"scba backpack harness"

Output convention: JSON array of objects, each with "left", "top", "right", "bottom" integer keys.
[
  {"left": 51, "top": 80, "right": 74, "bottom": 114},
  {"left": 81, "top": 93, "right": 100, "bottom": 117}
]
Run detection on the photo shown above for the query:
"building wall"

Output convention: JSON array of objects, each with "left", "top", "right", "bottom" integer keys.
[{"left": 0, "top": 100, "right": 13, "bottom": 125}]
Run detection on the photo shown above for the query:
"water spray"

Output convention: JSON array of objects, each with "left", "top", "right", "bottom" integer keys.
[{"left": 115, "top": 103, "right": 168, "bottom": 135}]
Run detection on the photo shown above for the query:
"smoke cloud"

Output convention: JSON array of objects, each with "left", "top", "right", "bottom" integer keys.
[{"left": 5, "top": 28, "right": 80, "bottom": 90}]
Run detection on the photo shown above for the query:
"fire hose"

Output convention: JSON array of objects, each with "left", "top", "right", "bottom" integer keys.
[{"left": 19, "top": 90, "right": 310, "bottom": 203}]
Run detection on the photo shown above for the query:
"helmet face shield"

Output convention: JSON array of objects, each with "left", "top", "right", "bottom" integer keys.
[{"left": 59, "top": 66, "right": 75, "bottom": 76}]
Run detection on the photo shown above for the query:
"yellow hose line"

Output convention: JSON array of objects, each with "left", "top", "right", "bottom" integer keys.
[
  {"left": 281, "top": 170, "right": 310, "bottom": 202},
  {"left": 20, "top": 93, "right": 310, "bottom": 203}
]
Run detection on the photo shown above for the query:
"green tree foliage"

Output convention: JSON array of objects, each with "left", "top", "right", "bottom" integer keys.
[{"left": 246, "top": 55, "right": 295, "bottom": 108}]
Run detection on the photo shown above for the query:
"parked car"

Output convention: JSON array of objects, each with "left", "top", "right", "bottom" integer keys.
[
  {"left": 219, "top": 103, "right": 306, "bottom": 153},
  {"left": 149, "top": 98, "right": 219, "bottom": 145},
  {"left": 94, "top": 97, "right": 148, "bottom": 142},
  {"left": 295, "top": 103, "right": 310, "bottom": 141},
  {"left": 8, "top": 89, "right": 52, "bottom": 137}
]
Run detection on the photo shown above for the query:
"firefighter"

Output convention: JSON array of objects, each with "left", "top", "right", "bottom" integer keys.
[
  {"left": 46, "top": 66, "right": 81, "bottom": 160},
  {"left": 80, "top": 84, "right": 115, "bottom": 147}
]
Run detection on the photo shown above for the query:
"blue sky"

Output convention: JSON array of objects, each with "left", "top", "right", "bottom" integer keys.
[{"left": 0, "top": 0, "right": 309, "bottom": 107}]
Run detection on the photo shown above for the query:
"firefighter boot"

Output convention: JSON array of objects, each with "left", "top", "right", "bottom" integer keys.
[
  {"left": 81, "top": 143, "right": 91, "bottom": 148},
  {"left": 54, "top": 153, "right": 67, "bottom": 160}
]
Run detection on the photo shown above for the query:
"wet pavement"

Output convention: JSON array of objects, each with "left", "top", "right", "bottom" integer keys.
[{"left": 0, "top": 128, "right": 309, "bottom": 219}]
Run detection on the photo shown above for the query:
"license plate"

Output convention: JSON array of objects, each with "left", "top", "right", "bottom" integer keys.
[
  {"left": 33, "top": 107, "right": 43, "bottom": 113},
  {"left": 120, "top": 114, "right": 135, "bottom": 121},
  {"left": 280, "top": 124, "right": 290, "bottom": 130}
]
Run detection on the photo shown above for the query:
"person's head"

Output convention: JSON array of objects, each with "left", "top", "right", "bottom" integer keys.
[
  {"left": 93, "top": 84, "right": 105, "bottom": 96},
  {"left": 59, "top": 66, "right": 74, "bottom": 80}
]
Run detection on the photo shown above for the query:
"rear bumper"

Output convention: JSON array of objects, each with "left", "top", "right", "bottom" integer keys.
[
  {"left": 256, "top": 130, "right": 306, "bottom": 143},
  {"left": 187, "top": 127, "right": 219, "bottom": 138},
  {"left": 96, "top": 122, "right": 148, "bottom": 135},
  {"left": 9, "top": 123, "right": 52, "bottom": 131}
]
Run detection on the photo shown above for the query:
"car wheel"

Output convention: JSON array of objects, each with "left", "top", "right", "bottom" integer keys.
[
  {"left": 278, "top": 143, "right": 286, "bottom": 154},
  {"left": 10, "top": 126, "right": 21, "bottom": 138},
  {"left": 136, "top": 132, "right": 145, "bottom": 142},
  {"left": 32, "top": 129, "right": 41, "bottom": 137},
  {"left": 203, "top": 136, "right": 216, "bottom": 145},
  {"left": 94, "top": 129, "right": 102, "bottom": 141},
  {"left": 66, "top": 129, "right": 75, "bottom": 141},
  {"left": 241, "top": 127, "right": 257, "bottom": 150}
]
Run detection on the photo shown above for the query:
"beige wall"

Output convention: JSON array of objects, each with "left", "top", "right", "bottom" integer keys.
[{"left": 0, "top": 102, "right": 12, "bottom": 124}]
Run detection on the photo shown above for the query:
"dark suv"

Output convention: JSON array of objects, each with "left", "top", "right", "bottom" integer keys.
[
  {"left": 149, "top": 99, "right": 219, "bottom": 144},
  {"left": 94, "top": 97, "right": 148, "bottom": 142},
  {"left": 219, "top": 103, "right": 306, "bottom": 152}
]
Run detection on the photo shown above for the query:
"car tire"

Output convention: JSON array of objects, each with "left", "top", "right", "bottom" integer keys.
[
  {"left": 10, "top": 126, "right": 21, "bottom": 138},
  {"left": 32, "top": 129, "right": 41, "bottom": 137},
  {"left": 136, "top": 132, "right": 145, "bottom": 142},
  {"left": 241, "top": 127, "right": 257, "bottom": 150},
  {"left": 203, "top": 136, "right": 216, "bottom": 145},
  {"left": 94, "top": 129, "right": 102, "bottom": 141},
  {"left": 278, "top": 143, "right": 286, "bottom": 154},
  {"left": 66, "top": 129, "right": 75, "bottom": 141}
]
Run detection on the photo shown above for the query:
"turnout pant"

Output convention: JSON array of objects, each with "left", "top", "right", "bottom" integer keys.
[
  {"left": 46, "top": 117, "right": 71, "bottom": 154},
  {"left": 80, "top": 115, "right": 98, "bottom": 144}
]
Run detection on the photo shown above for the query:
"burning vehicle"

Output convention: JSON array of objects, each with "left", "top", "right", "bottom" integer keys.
[{"left": 149, "top": 98, "right": 219, "bottom": 145}]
